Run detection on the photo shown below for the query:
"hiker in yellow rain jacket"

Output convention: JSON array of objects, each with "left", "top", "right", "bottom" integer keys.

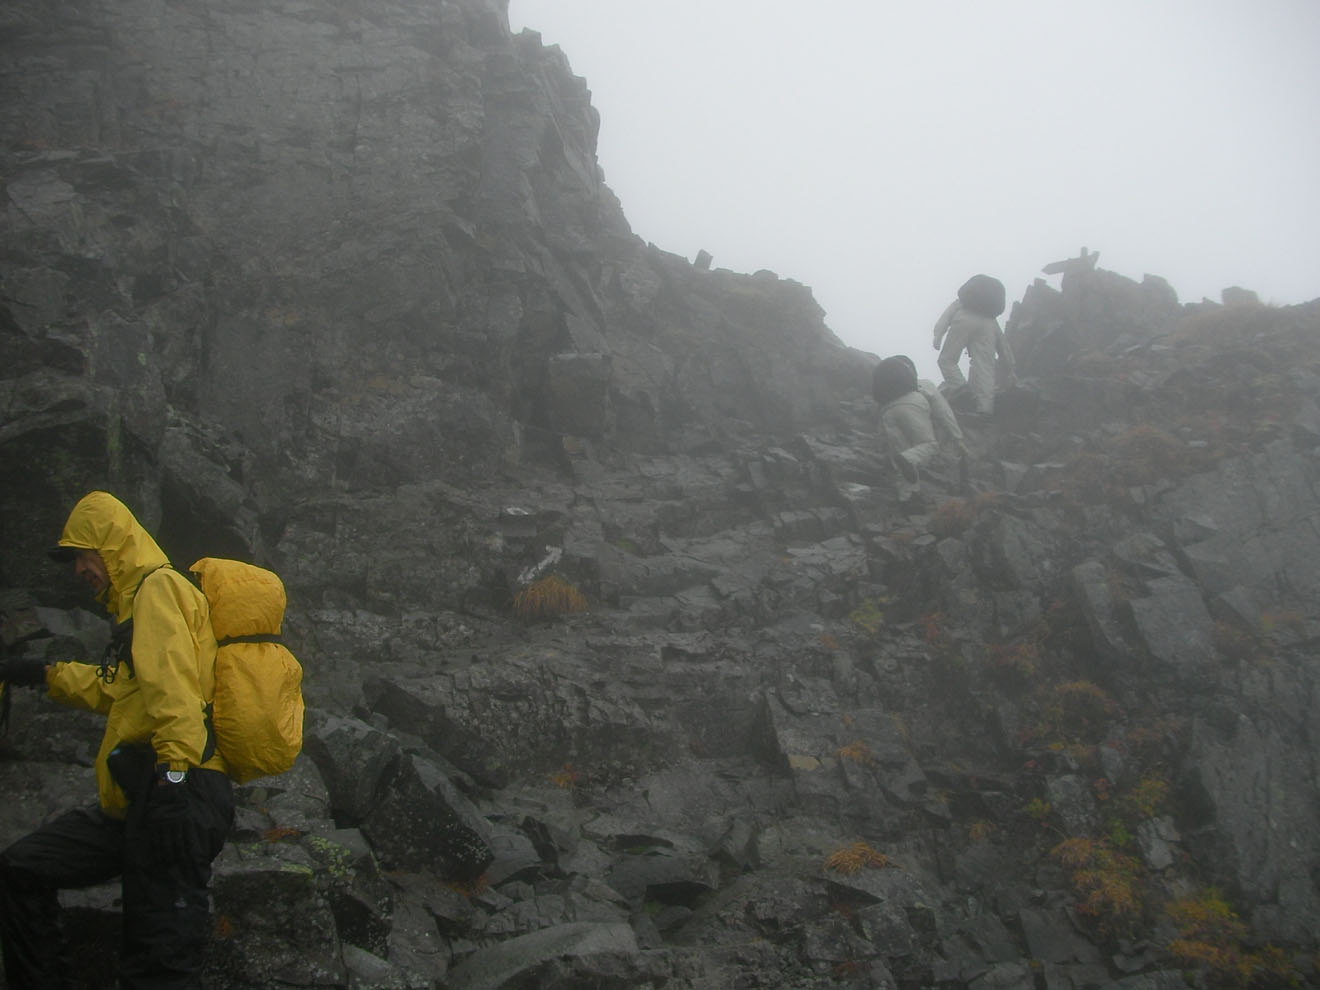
[{"left": 0, "top": 491, "right": 234, "bottom": 989}]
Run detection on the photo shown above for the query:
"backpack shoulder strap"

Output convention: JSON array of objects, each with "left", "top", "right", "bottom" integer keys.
[{"left": 97, "top": 565, "right": 173, "bottom": 683}]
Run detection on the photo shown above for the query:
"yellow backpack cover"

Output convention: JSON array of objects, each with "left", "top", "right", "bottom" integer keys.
[{"left": 190, "top": 557, "right": 305, "bottom": 783}]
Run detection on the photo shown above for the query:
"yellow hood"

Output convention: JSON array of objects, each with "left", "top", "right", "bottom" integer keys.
[{"left": 56, "top": 491, "right": 170, "bottom": 622}]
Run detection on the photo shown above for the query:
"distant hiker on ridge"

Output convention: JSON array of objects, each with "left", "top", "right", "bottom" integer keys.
[
  {"left": 872, "top": 354, "right": 968, "bottom": 485},
  {"left": 932, "top": 274, "right": 1016, "bottom": 417}
]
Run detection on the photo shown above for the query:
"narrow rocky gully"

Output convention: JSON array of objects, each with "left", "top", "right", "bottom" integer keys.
[{"left": 5, "top": 274, "right": 1319, "bottom": 988}]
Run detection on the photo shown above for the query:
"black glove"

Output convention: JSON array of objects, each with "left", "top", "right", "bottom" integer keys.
[
  {"left": 147, "top": 775, "right": 195, "bottom": 864},
  {"left": 0, "top": 657, "right": 48, "bottom": 687}
]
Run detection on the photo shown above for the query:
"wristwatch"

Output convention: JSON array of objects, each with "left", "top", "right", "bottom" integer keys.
[{"left": 156, "top": 764, "right": 188, "bottom": 784}]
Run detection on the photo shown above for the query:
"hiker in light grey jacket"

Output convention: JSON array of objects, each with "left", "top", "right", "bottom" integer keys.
[
  {"left": 932, "top": 299, "right": 1015, "bottom": 415},
  {"left": 874, "top": 355, "right": 968, "bottom": 483}
]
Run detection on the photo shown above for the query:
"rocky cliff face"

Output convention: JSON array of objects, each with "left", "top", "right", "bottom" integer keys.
[{"left": 3, "top": 1, "right": 1319, "bottom": 988}]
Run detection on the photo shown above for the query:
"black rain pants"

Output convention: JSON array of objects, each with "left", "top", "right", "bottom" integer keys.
[{"left": 0, "top": 767, "right": 233, "bottom": 989}]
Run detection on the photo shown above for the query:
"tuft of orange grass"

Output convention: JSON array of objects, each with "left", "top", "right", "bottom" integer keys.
[
  {"left": 825, "top": 841, "right": 888, "bottom": 874},
  {"left": 513, "top": 575, "right": 588, "bottom": 620}
]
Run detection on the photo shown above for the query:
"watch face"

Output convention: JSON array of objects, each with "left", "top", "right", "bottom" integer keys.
[{"left": 165, "top": 770, "right": 187, "bottom": 784}]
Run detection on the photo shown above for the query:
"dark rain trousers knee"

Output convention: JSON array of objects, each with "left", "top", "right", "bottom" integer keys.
[{"left": 0, "top": 768, "right": 233, "bottom": 990}]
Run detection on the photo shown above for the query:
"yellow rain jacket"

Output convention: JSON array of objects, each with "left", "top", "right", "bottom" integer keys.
[{"left": 46, "top": 491, "right": 227, "bottom": 817}]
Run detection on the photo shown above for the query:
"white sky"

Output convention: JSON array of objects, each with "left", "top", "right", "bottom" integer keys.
[{"left": 507, "top": 1, "right": 1320, "bottom": 378}]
